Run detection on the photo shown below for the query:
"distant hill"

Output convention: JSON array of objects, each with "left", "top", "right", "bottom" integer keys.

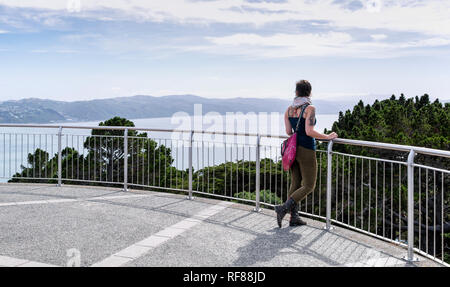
[{"left": 0, "top": 95, "right": 365, "bottom": 124}]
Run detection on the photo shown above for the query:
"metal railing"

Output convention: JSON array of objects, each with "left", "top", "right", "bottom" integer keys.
[{"left": 0, "top": 123, "right": 448, "bottom": 266}]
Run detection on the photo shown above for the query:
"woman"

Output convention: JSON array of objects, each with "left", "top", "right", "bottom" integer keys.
[{"left": 275, "top": 80, "right": 338, "bottom": 228}]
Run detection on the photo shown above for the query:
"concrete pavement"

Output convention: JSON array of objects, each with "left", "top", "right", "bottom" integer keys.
[{"left": 0, "top": 183, "right": 441, "bottom": 267}]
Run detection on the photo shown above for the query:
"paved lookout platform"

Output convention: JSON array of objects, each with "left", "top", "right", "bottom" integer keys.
[{"left": 0, "top": 183, "right": 441, "bottom": 267}]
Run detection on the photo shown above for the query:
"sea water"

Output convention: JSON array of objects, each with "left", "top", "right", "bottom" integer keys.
[{"left": 0, "top": 114, "right": 338, "bottom": 182}]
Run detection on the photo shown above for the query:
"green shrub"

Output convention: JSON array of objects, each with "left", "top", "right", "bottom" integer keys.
[{"left": 233, "top": 190, "right": 282, "bottom": 205}]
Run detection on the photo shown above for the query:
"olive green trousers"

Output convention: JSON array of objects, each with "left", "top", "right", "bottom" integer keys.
[{"left": 288, "top": 145, "right": 317, "bottom": 203}]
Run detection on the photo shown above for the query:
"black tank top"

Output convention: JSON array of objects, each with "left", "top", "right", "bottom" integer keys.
[{"left": 288, "top": 104, "right": 316, "bottom": 151}]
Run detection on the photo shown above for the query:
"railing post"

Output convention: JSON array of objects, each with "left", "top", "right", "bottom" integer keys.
[
  {"left": 123, "top": 128, "right": 128, "bottom": 192},
  {"left": 57, "top": 126, "right": 62, "bottom": 187},
  {"left": 254, "top": 134, "right": 261, "bottom": 212},
  {"left": 188, "top": 130, "right": 194, "bottom": 200},
  {"left": 405, "top": 149, "right": 418, "bottom": 262},
  {"left": 325, "top": 140, "right": 334, "bottom": 230}
]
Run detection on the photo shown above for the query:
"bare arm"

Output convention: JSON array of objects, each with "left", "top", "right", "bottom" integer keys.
[
  {"left": 284, "top": 108, "right": 293, "bottom": 136},
  {"left": 304, "top": 106, "right": 338, "bottom": 140}
]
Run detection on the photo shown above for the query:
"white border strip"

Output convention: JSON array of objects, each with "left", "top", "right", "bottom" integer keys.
[
  {"left": 0, "top": 255, "right": 58, "bottom": 267},
  {"left": 344, "top": 256, "right": 407, "bottom": 267},
  {"left": 0, "top": 194, "right": 150, "bottom": 207}
]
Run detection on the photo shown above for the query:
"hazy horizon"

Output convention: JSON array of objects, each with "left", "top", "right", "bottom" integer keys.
[{"left": 1, "top": 92, "right": 447, "bottom": 105}]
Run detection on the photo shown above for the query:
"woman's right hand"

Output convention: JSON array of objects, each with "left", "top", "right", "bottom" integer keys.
[{"left": 327, "top": 132, "right": 338, "bottom": 140}]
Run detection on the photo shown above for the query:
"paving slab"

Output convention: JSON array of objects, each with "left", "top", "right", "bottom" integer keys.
[
  {"left": 0, "top": 184, "right": 444, "bottom": 267},
  {"left": 0, "top": 183, "right": 125, "bottom": 203},
  {"left": 126, "top": 205, "right": 441, "bottom": 267},
  {"left": 0, "top": 185, "right": 217, "bottom": 266}
]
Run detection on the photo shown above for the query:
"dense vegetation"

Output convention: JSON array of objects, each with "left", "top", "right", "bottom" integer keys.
[
  {"left": 10, "top": 117, "right": 175, "bottom": 187},
  {"left": 10, "top": 94, "right": 449, "bottom": 263},
  {"left": 329, "top": 94, "right": 448, "bottom": 150},
  {"left": 325, "top": 94, "right": 449, "bottom": 262},
  {"left": 324, "top": 94, "right": 449, "bottom": 169}
]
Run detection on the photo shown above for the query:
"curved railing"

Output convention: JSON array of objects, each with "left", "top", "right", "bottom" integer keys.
[{"left": 0, "top": 123, "right": 448, "bottom": 266}]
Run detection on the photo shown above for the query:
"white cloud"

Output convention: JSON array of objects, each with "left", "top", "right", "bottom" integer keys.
[
  {"left": 370, "top": 34, "right": 387, "bottom": 41},
  {"left": 202, "top": 32, "right": 450, "bottom": 58},
  {"left": 41, "top": 16, "right": 64, "bottom": 27},
  {"left": 416, "top": 37, "right": 450, "bottom": 47},
  {"left": 56, "top": 49, "right": 79, "bottom": 54},
  {"left": 204, "top": 32, "right": 353, "bottom": 57},
  {"left": 1, "top": 0, "right": 450, "bottom": 58},
  {"left": 30, "top": 49, "right": 49, "bottom": 53},
  {"left": 0, "top": 0, "right": 450, "bottom": 37},
  {"left": 0, "top": 30, "right": 8, "bottom": 34},
  {"left": 208, "top": 32, "right": 353, "bottom": 47}
]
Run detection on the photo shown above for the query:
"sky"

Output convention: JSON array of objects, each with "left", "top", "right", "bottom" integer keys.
[{"left": 0, "top": 0, "right": 449, "bottom": 103}]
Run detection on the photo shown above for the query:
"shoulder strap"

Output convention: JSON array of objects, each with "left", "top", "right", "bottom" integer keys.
[
  {"left": 300, "top": 104, "right": 309, "bottom": 119},
  {"left": 294, "top": 104, "right": 309, "bottom": 133},
  {"left": 294, "top": 105, "right": 303, "bottom": 133}
]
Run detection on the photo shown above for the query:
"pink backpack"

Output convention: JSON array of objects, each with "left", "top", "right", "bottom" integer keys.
[{"left": 281, "top": 104, "right": 308, "bottom": 171}]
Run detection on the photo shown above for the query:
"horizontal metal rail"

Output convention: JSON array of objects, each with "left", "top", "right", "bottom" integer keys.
[
  {"left": 1, "top": 124, "right": 448, "bottom": 158},
  {"left": 333, "top": 138, "right": 450, "bottom": 158},
  {"left": 0, "top": 123, "right": 448, "bottom": 266}
]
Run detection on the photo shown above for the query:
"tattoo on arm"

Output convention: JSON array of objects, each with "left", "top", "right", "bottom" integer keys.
[{"left": 309, "top": 109, "right": 316, "bottom": 126}]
